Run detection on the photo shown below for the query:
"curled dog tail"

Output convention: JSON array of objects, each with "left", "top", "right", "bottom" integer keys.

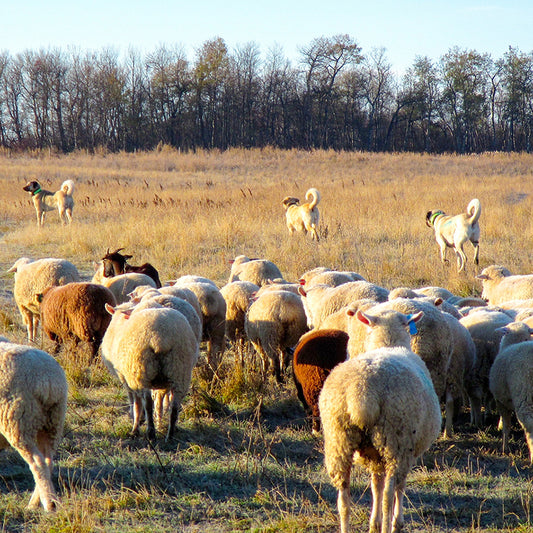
[
  {"left": 61, "top": 179, "right": 75, "bottom": 196},
  {"left": 305, "top": 188, "right": 321, "bottom": 209},
  {"left": 467, "top": 198, "right": 481, "bottom": 225}
]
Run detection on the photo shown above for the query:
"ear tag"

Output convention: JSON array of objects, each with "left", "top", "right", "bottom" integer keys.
[{"left": 406, "top": 314, "right": 418, "bottom": 335}]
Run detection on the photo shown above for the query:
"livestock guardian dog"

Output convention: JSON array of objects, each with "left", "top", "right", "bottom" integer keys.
[
  {"left": 426, "top": 198, "right": 481, "bottom": 272},
  {"left": 23, "top": 179, "right": 75, "bottom": 227},
  {"left": 282, "top": 188, "right": 321, "bottom": 241}
]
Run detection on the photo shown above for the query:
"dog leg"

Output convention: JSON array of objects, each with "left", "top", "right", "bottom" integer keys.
[
  {"left": 455, "top": 245, "right": 467, "bottom": 272},
  {"left": 437, "top": 238, "right": 449, "bottom": 265},
  {"left": 472, "top": 241, "right": 480, "bottom": 265}
]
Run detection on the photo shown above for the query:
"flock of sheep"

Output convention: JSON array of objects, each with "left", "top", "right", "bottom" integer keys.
[{"left": 3, "top": 251, "right": 533, "bottom": 532}]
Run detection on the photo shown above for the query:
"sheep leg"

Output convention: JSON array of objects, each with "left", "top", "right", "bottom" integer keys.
[
  {"left": 444, "top": 389, "right": 455, "bottom": 438},
  {"left": 515, "top": 408, "right": 533, "bottom": 463},
  {"left": 337, "top": 470, "right": 351, "bottom": 533},
  {"left": 143, "top": 391, "right": 156, "bottom": 441},
  {"left": 166, "top": 390, "right": 183, "bottom": 441},
  {"left": 152, "top": 390, "right": 165, "bottom": 430},
  {"left": 381, "top": 471, "right": 396, "bottom": 533},
  {"left": 370, "top": 472, "right": 384, "bottom": 533},
  {"left": 15, "top": 442, "right": 58, "bottom": 511},
  {"left": 392, "top": 474, "right": 407, "bottom": 533},
  {"left": 131, "top": 393, "right": 144, "bottom": 436},
  {"left": 21, "top": 308, "right": 34, "bottom": 342},
  {"left": 496, "top": 402, "right": 512, "bottom": 454}
]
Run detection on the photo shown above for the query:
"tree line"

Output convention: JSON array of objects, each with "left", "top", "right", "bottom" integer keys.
[{"left": 0, "top": 35, "right": 532, "bottom": 153}]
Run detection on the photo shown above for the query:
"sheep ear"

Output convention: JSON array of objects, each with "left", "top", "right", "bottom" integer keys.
[
  {"left": 476, "top": 274, "right": 488, "bottom": 280},
  {"left": 345, "top": 307, "right": 356, "bottom": 318},
  {"left": 36, "top": 293, "right": 44, "bottom": 303},
  {"left": 434, "top": 298, "right": 443, "bottom": 306},
  {"left": 355, "top": 309, "right": 374, "bottom": 326},
  {"left": 298, "top": 286, "right": 307, "bottom": 297},
  {"left": 409, "top": 311, "right": 424, "bottom": 323},
  {"left": 105, "top": 303, "right": 116, "bottom": 315}
]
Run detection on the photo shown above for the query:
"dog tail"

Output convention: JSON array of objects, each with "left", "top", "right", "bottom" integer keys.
[
  {"left": 305, "top": 188, "right": 321, "bottom": 209},
  {"left": 61, "top": 179, "right": 75, "bottom": 195},
  {"left": 467, "top": 198, "right": 481, "bottom": 225}
]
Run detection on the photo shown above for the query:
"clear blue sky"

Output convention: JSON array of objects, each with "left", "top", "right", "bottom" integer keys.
[{"left": 2, "top": 0, "right": 532, "bottom": 74}]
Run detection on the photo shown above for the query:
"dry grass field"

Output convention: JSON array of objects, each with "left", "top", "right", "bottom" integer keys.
[{"left": 1, "top": 148, "right": 533, "bottom": 532}]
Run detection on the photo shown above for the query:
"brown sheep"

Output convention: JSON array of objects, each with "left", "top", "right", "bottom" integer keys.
[
  {"left": 39, "top": 282, "right": 117, "bottom": 358},
  {"left": 292, "top": 329, "right": 349, "bottom": 435}
]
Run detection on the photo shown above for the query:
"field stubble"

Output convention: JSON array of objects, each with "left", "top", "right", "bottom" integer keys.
[{"left": 1, "top": 148, "right": 533, "bottom": 531}]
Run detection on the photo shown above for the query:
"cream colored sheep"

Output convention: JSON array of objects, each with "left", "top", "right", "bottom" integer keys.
[
  {"left": 299, "top": 267, "right": 365, "bottom": 288},
  {"left": 299, "top": 281, "right": 389, "bottom": 329},
  {"left": 245, "top": 290, "right": 308, "bottom": 382},
  {"left": 102, "top": 273, "right": 157, "bottom": 304},
  {"left": 477, "top": 265, "right": 533, "bottom": 305},
  {"left": 319, "top": 308, "right": 441, "bottom": 533},
  {"left": 220, "top": 280, "right": 260, "bottom": 344},
  {"left": 7, "top": 257, "right": 80, "bottom": 342},
  {"left": 169, "top": 281, "right": 226, "bottom": 369},
  {"left": 489, "top": 321, "right": 533, "bottom": 461},
  {"left": 460, "top": 309, "right": 513, "bottom": 418},
  {"left": 102, "top": 305, "right": 199, "bottom": 440},
  {"left": 0, "top": 337, "right": 68, "bottom": 511},
  {"left": 227, "top": 255, "right": 284, "bottom": 286}
]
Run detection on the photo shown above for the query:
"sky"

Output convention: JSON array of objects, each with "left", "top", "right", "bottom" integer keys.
[{"left": 2, "top": 0, "right": 532, "bottom": 75}]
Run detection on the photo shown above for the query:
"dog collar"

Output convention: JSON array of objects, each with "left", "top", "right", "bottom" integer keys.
[
  {"left": 32, "top": 187, "right": 42, "bottom": 196},
  {"left": 429, "top": 211, "right": 444, "bottom": 226}
]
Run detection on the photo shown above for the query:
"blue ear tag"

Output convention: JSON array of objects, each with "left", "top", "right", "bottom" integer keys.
[{"left": 406, "top": 314, "right": 418, "bottom": 335}]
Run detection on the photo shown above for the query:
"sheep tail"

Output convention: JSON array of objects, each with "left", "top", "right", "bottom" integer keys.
[
  {"left": 61, "top": 180, "right": 75, "bottom": 195},
  {"left": 467, "top": 198, "right": 481, "bottom": 225},
  {"left": 306, "top": 188, "right": 321, "bottom": 209}
]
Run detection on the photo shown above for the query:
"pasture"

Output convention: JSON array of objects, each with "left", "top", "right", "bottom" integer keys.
[{"left": 0, "top": 148, "right": 533, "bottom": 532}]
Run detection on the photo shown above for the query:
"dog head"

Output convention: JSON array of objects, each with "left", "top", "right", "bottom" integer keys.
[
  {"left": 282, "top": 196, "right": 299, "bottom": 210},
  {"left": 426, "top": 210, "right": 444, "bottom": 228},
  {"left": 23, "top": 181, "right": 42, "bottom": 195}
]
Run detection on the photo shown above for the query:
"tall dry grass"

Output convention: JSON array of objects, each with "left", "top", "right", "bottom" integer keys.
[{"left": 1, "top": 148, "right": 532, "bottom": 296}]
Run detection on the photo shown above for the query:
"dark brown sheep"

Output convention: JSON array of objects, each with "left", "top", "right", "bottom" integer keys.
[
  {"left": 39, "top": 282, "right": 117, "bottom": 358},
  {"left": 292, "top": 328, "right": 349, "bottom": 434},
  {"left": 102, "top": 248, "right": 162, "bottom": 288}
]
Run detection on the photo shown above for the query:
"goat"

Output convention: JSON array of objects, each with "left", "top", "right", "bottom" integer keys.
[{"left": 101, "top": 248, "right": 162, "bottom": 288}]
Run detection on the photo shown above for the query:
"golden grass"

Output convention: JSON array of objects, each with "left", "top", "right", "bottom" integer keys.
[{"left": 1, "top": 148, "right": 532, "bottom": 297}]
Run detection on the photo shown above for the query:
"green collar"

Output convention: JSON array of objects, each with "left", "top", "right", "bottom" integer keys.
[
  {"left": 32, "top": 187, "right": 42, "bottom": 196},
  {"left": 429, "top": 211, "right": 444, "bottom": 225}
]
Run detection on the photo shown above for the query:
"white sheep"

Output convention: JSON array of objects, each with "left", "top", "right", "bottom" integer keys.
[
  {"left": 0, "top": 337, "right": 68, "bottom": 511},
  {"left": 102, "top": 305, "right": 199, "bottom": 440},
  {"left": 168, "top": 281, "right": 226, "bottom": 369},
  {"left": 158, "top": 285, "right": 202, "bottom": 319},
  {"left": 299, "top": 280, "right": 389, "bottom": 329},
  {"left": 220, "top": 280, "right": 260, "bottom": 344},
  {"left": 299, "top": 267, "right": 365, "bottom": 288},
  {"left": 460, "top": 309, "right": 513, "bottom": 418},
  {"left": 227, "top": 255, "right": 284, "bottom": 286},
  {"left": 102, "top": 272, "right": 157, "bottom": 304},
  {"left": 319, "top": 308, "right": 441, "bottom": 533},
  {"left": 489, "top": 321, "right": 533, "bottom": 461},
  {"left": 8, "top": 257, "right": 80, "bottom": 342},
  {"left": 477, "top": 265, "right": 533, "bottom": 305},
  {"left": 245, "top": 290, "right": 308, "bottom": 382}
]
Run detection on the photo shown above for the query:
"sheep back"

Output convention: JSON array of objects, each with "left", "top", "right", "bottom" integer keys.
[
  {"left": 40, "top": 282, "right": 116, "bottom": 353},
  {"left": 319, "top": 346, "right": 441, "bottom": 483},
  {"left": 293, "top": 329, "right": 349, "bottom": 433}
]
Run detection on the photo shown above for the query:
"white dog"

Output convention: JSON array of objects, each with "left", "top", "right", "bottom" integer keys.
[
  {"left": 426, "top": 198, "right": 481, "bottom": 272},
  {"left": 282, "top": 188, "right": 321, "bottom": 241},
  {"left": 23, "top": 179, "right": 75, "bottom": 227}
]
